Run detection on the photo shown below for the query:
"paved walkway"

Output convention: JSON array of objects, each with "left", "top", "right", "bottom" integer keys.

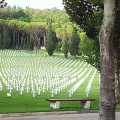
[{"left": 0, "top": 112, "right": 120, "bottom": 120}]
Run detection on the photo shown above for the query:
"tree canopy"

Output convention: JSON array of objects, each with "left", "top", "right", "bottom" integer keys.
[{"left": 63, "top": 0, "right": 118, "bottom": 119}]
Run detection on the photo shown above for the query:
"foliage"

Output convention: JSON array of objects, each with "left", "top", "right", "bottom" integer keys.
[
  {"left": 69, "top": 27, "right": 80, "bottom": 57},
  {"left": 0, "top": 0, "right": 7, "bottom": 8},
  {"left": 63, "top": 1, "right": 118, "bottom": 119},
  {"left": 0, "top": 32, "right": 2, "bottom": 48},
  {"left": 0, "top": 6, "right": 73, "bottom": 50},
  {"left": 3, "top": 26, "right": 10, "bottom": 49},
  {"left": 63, "top": 0, "right": 103, "bottom": 39},
  {"left": 63, "top": 0, "right": 102, "bottom": 69},
  {"left": 80, "top": 32, "right": 100, "bottom": 69},
  {"left": 46, "top": 22, "right": 57, "bottom": 56},
  {"left": 29, "top": 34, "right": 34, "bottom": 49},
  {"left": 62, "top": 0, "right": 120, "bottom": 71},
  {"left": 62, "top": 24, "right": 68, "bottom": 58}
]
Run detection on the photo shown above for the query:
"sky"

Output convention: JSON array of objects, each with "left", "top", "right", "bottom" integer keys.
[{"left": 6, "top": 0, "right": 64, "bottom": 10}]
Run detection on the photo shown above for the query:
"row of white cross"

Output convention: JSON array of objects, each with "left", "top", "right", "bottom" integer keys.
[
  {"left": 85, "top": 69, "right": 97, "bottom": 97},
  {"left": 0, "top": 50, "right": 99, "bottom": 98}
]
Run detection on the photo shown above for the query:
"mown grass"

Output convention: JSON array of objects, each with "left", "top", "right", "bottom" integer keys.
[{"left": 0, "top": 49, "right": 119, "bottom": 113}]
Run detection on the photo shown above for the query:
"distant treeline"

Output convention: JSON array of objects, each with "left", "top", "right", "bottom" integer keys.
[{"left": 0, "top": 7, "right": 75, "bottom": 49}]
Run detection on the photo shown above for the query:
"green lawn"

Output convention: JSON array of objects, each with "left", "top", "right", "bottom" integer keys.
[{"left": 0, "top": 49, "right": 112, "bottom": 113}]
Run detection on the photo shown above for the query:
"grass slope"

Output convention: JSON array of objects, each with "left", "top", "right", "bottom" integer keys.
[{"left": 0, "top": 49, "right": 101, "bottom": 113}]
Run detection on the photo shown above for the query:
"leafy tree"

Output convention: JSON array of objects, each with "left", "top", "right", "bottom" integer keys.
[
  {"left": 46, "top": 22, "right": 57, "bottom": 56},
  {"left": 63, "top": 0, "right": 102, "bottom": 68},
  {"left": 80, "top": 32, "right": 100, "bottom": 69},
  {"left": 0, "top": 0, "right": 7, "bottom": 8},
  {"left": 0, "top": 19, "right": 5, "bottom": 48},
  {"left": 0, "top": 31, "right": 2, "bottom": 48},
  {"left": 0, "top": 6, "right": 75, "bottom": 51},
  {"left": 29, "top": 34, "right": 34, "bottom": 49},
  {"left": 63, "top": 40, "right": 68, "bottom": 58},
  {"left": 63, "top": 0, "right": 117, "bottom": 119},
  {"left": 3, "top": 26, "right": 10, "bottom": 49},
  {"left": 62, "top": 24, "right": 68, "bottom": 58},
  {"left": 69, "top": 27, "right": 80, "bottom": 57}
]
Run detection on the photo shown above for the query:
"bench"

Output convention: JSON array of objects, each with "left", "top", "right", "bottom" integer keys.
[{"left": 46, "top": 98, "right": 95, "bottom": 109}]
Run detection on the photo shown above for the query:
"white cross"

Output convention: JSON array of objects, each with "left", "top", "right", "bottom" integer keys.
[
  {"left": 8, "top": 86, "right": 13, "bottom": 93},
  {"left": 15, "top": 84, "right": 19, "bottom": 91},
  {"left": 38, "top": 87, "right": 41, "bottom": 95},
  {"left": 68, "top": 89, "right": 72, "bottom": 97},
  {"left": 58, "top": 86, "right": 61, "bottom": 92},
  {"left": 46, "top": 85, "right": 49, "bottom": 91},
  {"left": 6, "top": 84, "right": 10, "bottom": 90},
  {"left": 31, "top": 90, "right": 36, "bottom": 98},
  {"left": 20, "top": 87, "right": 24, "bottom": 95},
  {"left": 0, "top": 84, "right": 3, "bottom": 91},
  {"left": 50, "top": 89, "right": 55, "bottom": 97},
  {"left": 31, "top": 84, "right": 35, "bottom": 91},
  {"left": 42, "top": 86, "right": 46, "bottom": 93},
  {"left": 36, "top": 84, "right": 39, "bottom": 91},
  {"left": 25, "top": 85, "right": 30, "bottom": 93}
]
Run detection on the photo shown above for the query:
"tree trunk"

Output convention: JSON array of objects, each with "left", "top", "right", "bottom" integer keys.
[
  {"left": 21, "top": 33, "right": 24, "bottom": 49},
  {"left": 18, "top": 33, "right": 20, "bottom": 49},
  {"left": 28, "top": 35, "right": 30, "bottom": 49},
  {"left": 0, "top": 32, "right": 2, "bottom": 48},
  {"left": 12, "top": 32, "right": 15, "bottom": 49},
  {"left": 114, "top": 44, "right": 120, "bottom": 103},
  {"left": 44, "top": 33, "right": 46, "bottom": 48},
  {"left": 99, "top": 0, "right": 116, "bottom": 120}
]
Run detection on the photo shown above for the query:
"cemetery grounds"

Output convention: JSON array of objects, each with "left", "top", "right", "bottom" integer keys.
[{"left": 0, "top": 49, "right": 101, "bottom": 113}]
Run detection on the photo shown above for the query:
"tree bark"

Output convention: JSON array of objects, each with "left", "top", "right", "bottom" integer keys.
[
  {"left": 18, "top": 33, "right": 20, "bottom": 49},
  {"left": 114, "top": 44, "right": 120, "bottom": 102},
  {"left": 0, "top": 32, "right": 2, "bottom": 48},
  {"left": 99, "top": 0, "right": 116, "bottom": 120},
  {"left": 12, "top": 32, "right": 15, "bottom": 49}
]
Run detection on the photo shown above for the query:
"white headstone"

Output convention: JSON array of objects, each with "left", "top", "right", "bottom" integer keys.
[{"left": 7, "top": 93, "right": 11, "bottom": 97}]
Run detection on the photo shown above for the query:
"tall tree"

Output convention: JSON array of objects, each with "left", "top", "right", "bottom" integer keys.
[
  {"left": 3, "top": 26, "right": 10, "bottom": 49},
  {"left": 29, "top": 34, "right": 34, "bottom": 49},
  {"left": 69, "top": 26, "right": 80, "bottom": 57},
  {"left": 63, "top": 0, "right": 117, "bottom": 119},
  {"left": 99, "top": 0, "right": 116, "bottom": 119},
  {"left": 46, "top": 22, "right": 57, "bottom": 56},
  {"left": 80, "top": 32, "right": 100, "bottom": 69},
  {"left": 63, "top": 0, "right": 102, "bottom": 69},
  {"left": 0, "top": 30, "right": 2, "bottom": 48},
  {"left": 62, "top": 24, "right": 68, "bottom": 58}
]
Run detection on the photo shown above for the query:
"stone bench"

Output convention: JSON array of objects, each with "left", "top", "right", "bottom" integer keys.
[{"left": 46, "top": 98, "right": 95, "bottom": 109}]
